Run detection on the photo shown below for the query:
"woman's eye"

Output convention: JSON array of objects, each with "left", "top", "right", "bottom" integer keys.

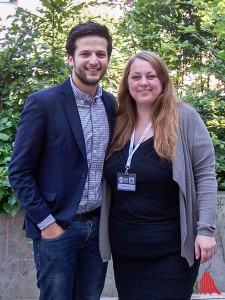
[{"left": 147, "top": 75, "right": 157, "bottom": 80}]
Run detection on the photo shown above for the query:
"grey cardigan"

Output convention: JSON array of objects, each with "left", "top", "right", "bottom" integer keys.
[{"left": 99, "top": 103, "right": 217, "bottom": 267}]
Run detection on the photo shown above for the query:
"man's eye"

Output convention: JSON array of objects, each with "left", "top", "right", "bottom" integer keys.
[
  {"left": 81, "top": 53, "right": 89, "bottom": 57},
  {"left": 97, "top": 53, "right": 106, "bottom": 58}
]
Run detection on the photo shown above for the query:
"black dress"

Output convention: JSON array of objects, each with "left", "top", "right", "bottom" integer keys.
[{"left": 104, "top": 137, "right": 199, "bottom": 300}]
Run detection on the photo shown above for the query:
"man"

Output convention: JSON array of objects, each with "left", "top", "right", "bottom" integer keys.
[{"left": 8, "top": 22, "right": 116, "bottom": 300}]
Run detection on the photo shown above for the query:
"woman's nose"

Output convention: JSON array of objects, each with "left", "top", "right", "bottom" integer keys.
[{"left": 140, "top": 76, "right": 148, "bottom": 85}]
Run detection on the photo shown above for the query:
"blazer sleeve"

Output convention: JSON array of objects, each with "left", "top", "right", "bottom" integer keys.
[{"left": 8, "top": 93, "right": 52, "bottom": 225}]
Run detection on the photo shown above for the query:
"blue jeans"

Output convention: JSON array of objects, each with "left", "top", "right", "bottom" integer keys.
[{"left": 33, "top": 217, "right": 107, "bottom": 300}]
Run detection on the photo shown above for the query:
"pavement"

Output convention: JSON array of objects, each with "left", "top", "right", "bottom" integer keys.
[{"left": 101, "top": 295, "right": 225, "bottom": 300}]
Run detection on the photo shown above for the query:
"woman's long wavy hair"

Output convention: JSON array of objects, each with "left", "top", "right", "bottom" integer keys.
[{"left": 107, "top": 51, "right": 179, "bottom": 162}]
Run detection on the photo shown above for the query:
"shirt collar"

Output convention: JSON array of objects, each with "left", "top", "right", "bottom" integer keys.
[{"left": 69, "top": 76, "right": 102, "bottom": 106}]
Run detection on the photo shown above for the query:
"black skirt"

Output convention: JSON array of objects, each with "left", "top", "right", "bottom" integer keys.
[{"left": 112, "top": 252, "right": 200, "bottom": 300}]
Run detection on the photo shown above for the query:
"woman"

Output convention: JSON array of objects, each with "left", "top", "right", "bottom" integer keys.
[{"left": 102, "top": 51, "right": 217, "bottom": 299}]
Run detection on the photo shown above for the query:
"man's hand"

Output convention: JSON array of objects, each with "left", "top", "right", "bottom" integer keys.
[
  {"left": 41, "top": 222, "right": 64, "bottom": 239},
  {"left": 195, "top": 235, "right": 217, "bottom": 264}
]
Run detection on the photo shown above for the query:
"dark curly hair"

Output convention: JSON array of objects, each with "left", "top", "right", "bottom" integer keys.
[{"left": 66, "top": 22, "right": 112, "bottom": 58}]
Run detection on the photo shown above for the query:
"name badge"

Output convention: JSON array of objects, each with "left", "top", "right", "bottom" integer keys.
[{"left": 117, "top": 172, "right": 136, "bottom": 191}]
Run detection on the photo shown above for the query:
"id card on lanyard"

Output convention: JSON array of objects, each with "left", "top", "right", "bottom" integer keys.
[{"left": 117, "top": 122, "right": 152, "bottom": 192}]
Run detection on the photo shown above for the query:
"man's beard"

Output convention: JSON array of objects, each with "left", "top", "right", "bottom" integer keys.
[{"left": 74, "top": 67, "right": 107, "bottom": 86}]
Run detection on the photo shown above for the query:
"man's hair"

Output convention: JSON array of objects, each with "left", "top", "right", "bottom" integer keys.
[{"left": 66, "top": 21, "right": 113, "bottom": 58}]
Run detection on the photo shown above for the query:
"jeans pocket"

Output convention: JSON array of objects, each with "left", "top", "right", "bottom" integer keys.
[{"left": 41, "top": 227, "right": 70, "bottom": 242}]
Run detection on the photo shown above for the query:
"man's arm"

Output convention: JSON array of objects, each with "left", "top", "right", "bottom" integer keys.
[{"left": 8, "top": 93, "right": 53, "bottom": 225}]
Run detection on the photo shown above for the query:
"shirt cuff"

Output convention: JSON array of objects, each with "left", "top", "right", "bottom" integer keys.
[{"left": 37, "top": 214, "right": 56, "bottom": 230}]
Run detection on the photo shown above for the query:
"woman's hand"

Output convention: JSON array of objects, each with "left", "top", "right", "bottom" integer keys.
[{"left": 195, "top": 235, "right": 217, "bottom": 264}]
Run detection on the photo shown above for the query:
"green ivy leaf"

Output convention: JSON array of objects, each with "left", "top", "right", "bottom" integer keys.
[{"left": 3, "top": 202, "right": 20, "bottom": 217}]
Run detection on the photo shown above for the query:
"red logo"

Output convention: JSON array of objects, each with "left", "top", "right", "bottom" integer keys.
[{"left": 200, "top": 271, "right": 221, "bottom": 295}]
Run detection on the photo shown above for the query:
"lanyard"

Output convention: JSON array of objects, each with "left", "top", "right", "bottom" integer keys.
[{"left": 125, "top": 122, "right": 152, "bottom": 175}]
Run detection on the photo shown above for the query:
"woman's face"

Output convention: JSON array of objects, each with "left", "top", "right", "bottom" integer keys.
[{"left": 127, "top": 58, "right": 163, "bottom": 109}]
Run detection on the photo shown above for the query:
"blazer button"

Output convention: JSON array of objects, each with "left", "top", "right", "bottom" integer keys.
[{"left": 82, "top": 173, "right": 86, "bottom": 178}]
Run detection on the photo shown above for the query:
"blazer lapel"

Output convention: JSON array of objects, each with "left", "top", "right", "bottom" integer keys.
[
  {"left": 60, "top": 78, "right": 87, "bottom": 159},
  {"left": 102, "top": 90, "right": 116, "bottom": 142},
  {"left": 59, "top": 80, "right": 116, "bottom": 158}
]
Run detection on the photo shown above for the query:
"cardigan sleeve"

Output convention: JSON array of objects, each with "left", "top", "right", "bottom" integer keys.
[
  {"left": 179, "top": 105, "right": 217, "bottom": 236},
  {"left": 185, "top": 106, "right": 217, "bottom": 236}
]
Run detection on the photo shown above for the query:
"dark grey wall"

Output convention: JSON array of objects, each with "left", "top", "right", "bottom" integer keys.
[{"left": 0, "top": 192, "right": 224, "bottom": 300}]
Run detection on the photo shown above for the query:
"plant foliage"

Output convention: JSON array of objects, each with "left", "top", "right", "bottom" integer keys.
[{"left": 0, "top": 0, "right": 224, "bottom": 216}]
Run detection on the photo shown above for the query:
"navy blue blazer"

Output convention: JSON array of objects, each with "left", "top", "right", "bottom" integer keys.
[{"left": 8, "top": 77, "right": 116, "bottom": 239}]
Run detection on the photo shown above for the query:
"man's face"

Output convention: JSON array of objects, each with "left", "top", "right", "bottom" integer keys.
[{"left": 68, "top": 35, "right": 109, "bottom": 90}]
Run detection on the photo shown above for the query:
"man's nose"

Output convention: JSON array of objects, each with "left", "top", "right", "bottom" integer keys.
[{"left": 89, "top": 54, "right": 98, "bottom": 64}]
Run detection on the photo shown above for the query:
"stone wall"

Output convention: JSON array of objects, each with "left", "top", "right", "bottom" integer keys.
[{"left": 0, "top": 192, "right": 224, "bottom": 300}]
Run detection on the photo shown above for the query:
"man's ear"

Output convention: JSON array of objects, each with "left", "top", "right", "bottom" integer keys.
[{"left": 68, "top": 55, "right": 74, "bottom": 67}]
